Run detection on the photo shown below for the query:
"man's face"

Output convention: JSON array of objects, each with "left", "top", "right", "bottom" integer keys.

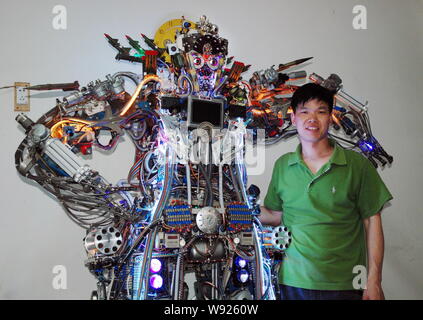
[{"left": 291, "top": 98, "right": 332, "bottom": 143}]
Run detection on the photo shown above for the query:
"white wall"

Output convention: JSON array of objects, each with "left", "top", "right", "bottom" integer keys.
[{"left": 0, "top": 0, "right": 421, "bottom": 299}]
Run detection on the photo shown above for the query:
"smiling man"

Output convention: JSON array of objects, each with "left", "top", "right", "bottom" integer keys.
[{"left": 259, "top": 83, "right": 393, "bottom": 300}]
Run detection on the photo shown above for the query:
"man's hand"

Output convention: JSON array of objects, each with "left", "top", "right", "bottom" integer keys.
[
  {"left": 258, "top": 206, "right": 282, "bottom": 226},
  {"left": 363, "top": 280, "right": 385, "bottom": 300}
]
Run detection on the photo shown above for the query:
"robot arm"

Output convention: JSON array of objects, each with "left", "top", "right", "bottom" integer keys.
[
  {"left": 14, "top": 72, "right": 147, "bottom": 229},
  {"left": 245, "top": 60, "right": 310, "bottom": 144},
  {"left": 15, "top": 113, "right": 137, "bottom": 228},
  {"left": 245, "top": 66, "right": 393, "bottom": 167},
  {"left": 310, "top": 73, "right": 393, "bottom": 168}
]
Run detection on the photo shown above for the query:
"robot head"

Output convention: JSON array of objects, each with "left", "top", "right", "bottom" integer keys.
[{"left": 181, "top": 23, "right": 228, "bottom": 96}]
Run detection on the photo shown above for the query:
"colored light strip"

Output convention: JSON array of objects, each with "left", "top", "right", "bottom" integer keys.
[{"left": 120, "top": 75, "right": 161, "bottom": 116}]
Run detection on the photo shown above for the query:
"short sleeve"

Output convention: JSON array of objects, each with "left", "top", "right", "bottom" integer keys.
[
  {"left": 357, "top": 158, "right": 393, "bottom": 219},
  {"left": 263, "top": 159, "right": 283, "bottom": 211}
]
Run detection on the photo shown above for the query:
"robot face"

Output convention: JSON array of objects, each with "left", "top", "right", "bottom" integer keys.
[{"left": 186, "top": 50, "right": 225, "bottom": 95}]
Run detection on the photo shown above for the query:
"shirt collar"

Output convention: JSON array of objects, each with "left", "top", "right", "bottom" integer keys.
[{"left": 288, "top": 139, "right": 347, "bottom": 166}]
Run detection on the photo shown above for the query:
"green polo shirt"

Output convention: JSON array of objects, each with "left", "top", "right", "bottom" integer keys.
[{"left": 264, "top": 140, "right": 393, "bottom": 290}]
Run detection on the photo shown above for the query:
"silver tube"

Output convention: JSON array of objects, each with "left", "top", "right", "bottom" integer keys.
[
  {"left": 44, "top": 144, "right": 79, "bottom": 174},
  {"left": 253, "top": 224, "right": 265, "bottom": 299},
  {"left": 221, "top": 252, "right": 234, "bottom": 295},
  {"left": 229, "top": 165, "right": 242, "bottom": 202},
  {"left": 111, "top": 72, "right": 141, "bottom": 85},
  {"left": 107, "top": 271, "right": 115, "bottom": 300},
  {"left": 287, "top": 70, "right": 306, "bottom": 79},
  {"left": 266, "top": 264, "right": 276, "bottom": 300},
  {"left": 215, "top": 263, "right": 219, "bottom": 300},
  {"left": 173, "top": 254, "right": 182, "bottom": 300},
  {"left": 44, "top": 140, "right": 80, "bottom": 170},
  {"left": 212, "top": 264, "right": 218, "bottom": 300},
  {"left": 186, "top": 163, "right": 192, "bottom": 206},
  {"left": 235, "top": 164, "right": 249, "bottom": 204},
  {"left": 43, "top": 139, "right": 91, "bottom": 182},
  {"left": 336, "top": 89, "right": 368, "bottom": 113},
  {"left": 218, "top": 164, "right": 224, "bottom": 211},
  {"left": 138, "top": 231, "right": 154, "bottom": 300},
  {"left": 178, "top": 258, "right": 185, "bottom": 299},
  {"left": 169, "top": 265, "right": 175, "bottom": 298},
  {"left": 140, "top": 148, "right": 175, "bottom": 299}
]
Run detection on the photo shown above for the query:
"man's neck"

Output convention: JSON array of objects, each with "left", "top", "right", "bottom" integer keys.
[{"left": 300, "top": 138, "right": 334, "bottom": 161}]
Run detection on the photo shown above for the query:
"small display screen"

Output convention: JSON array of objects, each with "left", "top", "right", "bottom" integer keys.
[
  {"left": 167, "top": 235, "right": 178, "bottom": 240},
  {"left": 189, "top": 97, "right": 223, "bottom": 128}
]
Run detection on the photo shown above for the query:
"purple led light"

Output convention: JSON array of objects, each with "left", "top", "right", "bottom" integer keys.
[
  {"left": 150, "top": 274, "right": 163, "bottom": 289},
  {"left": 150, "top": 258, "right": 162, "bottom": 273}
]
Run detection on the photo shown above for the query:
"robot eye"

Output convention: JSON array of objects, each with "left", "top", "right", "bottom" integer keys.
[
  {"left": 209, "top": 57, "right": 218, "bottom": 66},
  {"left": 207, "top": 56, "right": 220, "bottom": 70},
  {"left": 193, "top": 56, "right": 204, "bottom": 68}
]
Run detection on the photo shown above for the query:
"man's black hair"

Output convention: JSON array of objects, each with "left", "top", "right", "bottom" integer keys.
[{"left": 291, "top": 83, "right": 334, "bottom": 113}]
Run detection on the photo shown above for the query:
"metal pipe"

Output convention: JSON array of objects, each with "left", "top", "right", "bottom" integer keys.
[
  {"left": 228, "top": 165, "right": 242, "bottom": 202},
  {"left": 218, "top": 164, "right": 224, "bottom": 211},
  {"left": 235, "top": 163, "right": 249, "bottom": 205},
  {"left": 173, "top": 253, "right": 182, "bottom": 299},
  {"left": 253, "top": 224, "right": 265, "bottom": 299},
  {"left": 336, "top": 89, "right": 368, "bottom": 113},
  {"left": 186, "top": 163, "right": 192, "bottom": 206},
  {"left": 178, "top": 257, "right": 185, "bottom": 300},
  {"left": 112, "top": 72, "right": 140, "bottom": 85},
  {"left": 138, "top": 148, "right": 175, "bottom": 299}
]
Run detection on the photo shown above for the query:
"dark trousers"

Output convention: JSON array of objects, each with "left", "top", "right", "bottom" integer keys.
[{"left": 279, "top": 284, "right": 363, "bottom": 300}]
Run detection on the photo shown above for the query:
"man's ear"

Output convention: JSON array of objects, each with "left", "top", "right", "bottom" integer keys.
[{"left": 290, "top": 110, "right": 296, "bottom": 125}]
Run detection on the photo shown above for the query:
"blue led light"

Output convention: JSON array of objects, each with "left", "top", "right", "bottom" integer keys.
[
  {"left": 237, "top": 270, "right": 249, "bottom": 283},
  {"left": 235, "top": 257, "right": 247, "bottom": 268},
  {"left": 359, "top": 140, "right": 375, "bottom": 152},
  {"left": 365, "top": 142, "right": 374, "bottom": 151}
]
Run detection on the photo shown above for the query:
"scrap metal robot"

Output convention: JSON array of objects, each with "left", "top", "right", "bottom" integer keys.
[{"left": 14, "top": 16, "right": 392, "bottom": 300}]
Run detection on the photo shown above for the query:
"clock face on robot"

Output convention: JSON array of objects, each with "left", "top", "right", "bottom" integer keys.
[
  {"left": 153, "top": 18, "right": 195, "bottom": 63},
  {"left": 195, "top": 207, "right": 222, "bottom": 234}
]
